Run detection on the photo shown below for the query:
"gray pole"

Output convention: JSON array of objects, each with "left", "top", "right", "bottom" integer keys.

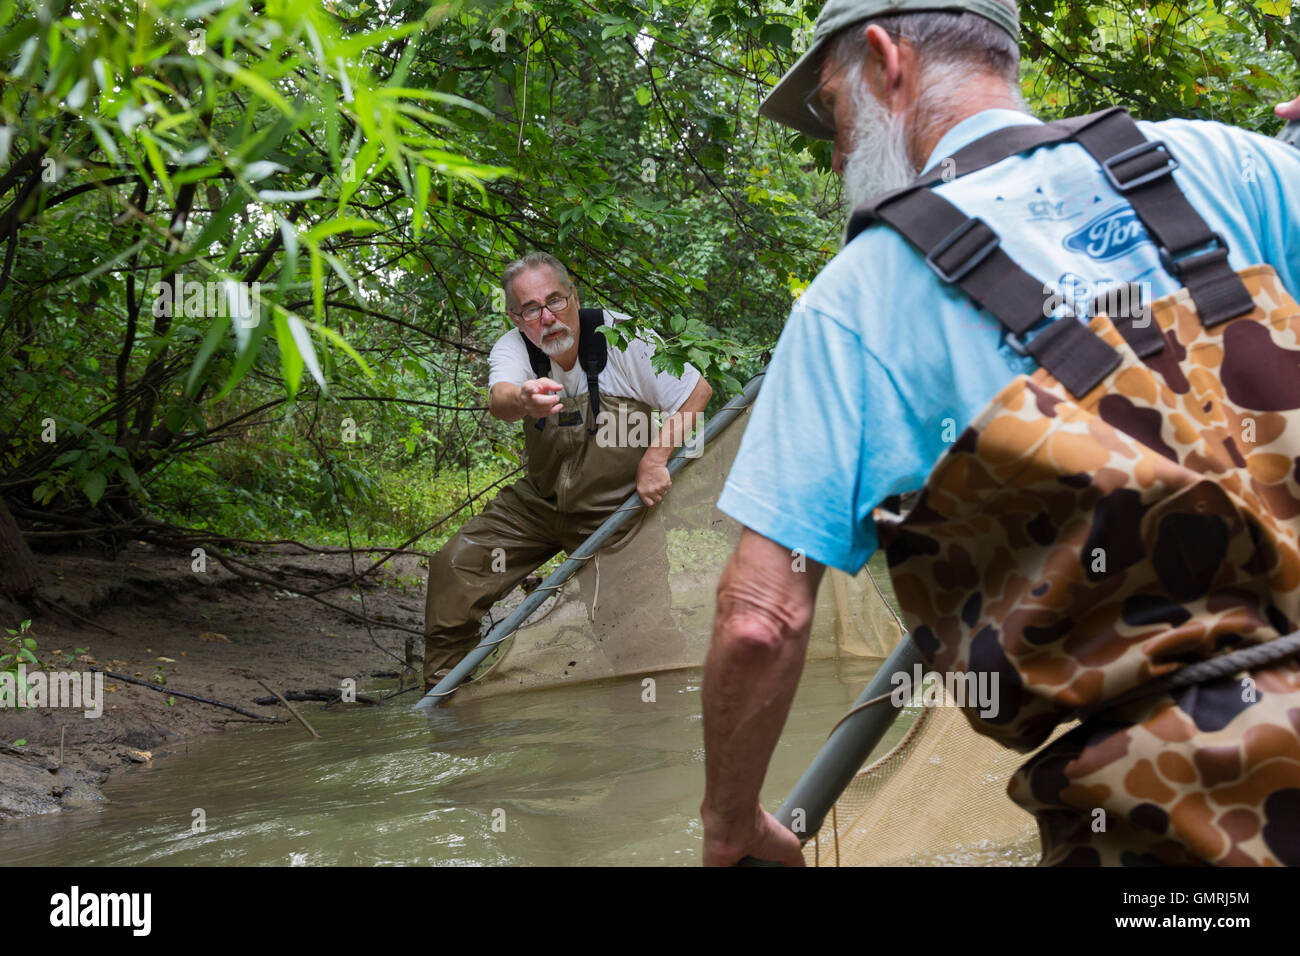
[
  {"left": 414, "top": 370, "right": 766, "bottom": 711},
  {"left": 774, "top": 633, "right": 924, "bottom": 837}
]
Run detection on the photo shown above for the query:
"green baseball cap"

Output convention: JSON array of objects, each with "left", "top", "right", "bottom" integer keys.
[{"left": 760, "top": 0, "right": 1020, "bottom": 140}]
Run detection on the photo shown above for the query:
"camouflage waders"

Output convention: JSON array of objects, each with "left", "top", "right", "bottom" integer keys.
[
  {"left": 856, "top": 108, "right": 1300, "bottom": 865},
  {"left": 423, "top": 391, "right": 673, "bottom": 690}
]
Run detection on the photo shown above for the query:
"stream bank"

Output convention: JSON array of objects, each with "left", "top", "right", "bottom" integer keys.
[{"left": 0, "top": 540, "right": 425, "bottom": 822}]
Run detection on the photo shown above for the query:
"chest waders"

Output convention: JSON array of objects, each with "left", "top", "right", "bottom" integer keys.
[
  {"left": 422, "top": 310, "right": 671, "bottom": 690},
  {"left": 857, "top": 107, "right": 1300, "bottom": 865}
]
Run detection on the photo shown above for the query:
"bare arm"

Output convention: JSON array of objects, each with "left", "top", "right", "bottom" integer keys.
[
  {"left": 701, "top": 528, "right": 825, "bottom": 866},
  {"left": 489, "top": 378, "right": 564, "bottom": 423},
  {"left": 1277, "top": 95, "right": 1300, "bottom": 121},
  {"left": 635, "top": 375, "right": 713, "bottom": 506}
]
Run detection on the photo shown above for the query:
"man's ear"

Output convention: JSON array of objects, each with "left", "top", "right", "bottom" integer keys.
[{"left": 863, "top": 24, "right": 908, "bottom": 111}]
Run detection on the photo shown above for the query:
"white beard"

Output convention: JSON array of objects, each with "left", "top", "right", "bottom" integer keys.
[
  {"left": 539, "top": 326, "right": 575, "bottom": 356},
  {"left": 842, "top": 75, "right": 920, "bottom": 220}
]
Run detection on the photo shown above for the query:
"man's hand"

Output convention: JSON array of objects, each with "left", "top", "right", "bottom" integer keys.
[
  {"left": 633, "top": 377, "right": 711, "bottom": 506},
  {"left": 636, "top": 457, "right": 671, "bottom": 507},
  {"left": 1276, "top": 95, "right": 1300, "bottom": 121},
  {"left": 519, "top": 378, "right": 564, "bottom": 419},
  {"left": 702, "top": 804, "right": 806, "bottom": 867}
]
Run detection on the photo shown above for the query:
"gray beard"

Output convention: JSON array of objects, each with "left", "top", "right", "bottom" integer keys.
[
  {"left": 539, "top": 327, "right": 575, "bottom": 356},
  {"left": 842, "top": 77, "right": 920, "bottom": 223}
]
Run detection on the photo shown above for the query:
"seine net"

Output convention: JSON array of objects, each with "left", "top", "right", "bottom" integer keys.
[
  {"left": 445, "top": 398, "right": 1051, "bottom": 865},
  {"left": 449, "top": 403, "right": 902, "bottom": 702}
]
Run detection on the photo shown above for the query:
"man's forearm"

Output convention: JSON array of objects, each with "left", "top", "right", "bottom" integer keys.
[
  {"left": 701, "top": 531, "right": 822, "bottom": 847},
  {"left": 641, "top": 378, "right": 712, "bottom": 467},
  {"left": 489, "top": 383, "right": 526, "bottom": 422}
]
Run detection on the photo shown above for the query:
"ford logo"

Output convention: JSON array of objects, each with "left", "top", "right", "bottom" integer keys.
[{"left": 1063, "top": 206, "right": 1151, "bottom": 261}]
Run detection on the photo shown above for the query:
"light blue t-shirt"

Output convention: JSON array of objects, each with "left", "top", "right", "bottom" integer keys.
[{"left": 717, "top": 108, "right": 1300, "bottom": 575}]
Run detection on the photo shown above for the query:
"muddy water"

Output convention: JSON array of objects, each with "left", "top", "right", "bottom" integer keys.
[{"left": 0, "top": 659, "right": 903, "bottom": 866}]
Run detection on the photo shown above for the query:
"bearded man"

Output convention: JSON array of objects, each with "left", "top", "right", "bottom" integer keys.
[
  {"left": 702, "top": 0, "right": 1300, "bottom": 866},
  {"left": 422, "top": 252, "right": 711, "bottom": 691}
]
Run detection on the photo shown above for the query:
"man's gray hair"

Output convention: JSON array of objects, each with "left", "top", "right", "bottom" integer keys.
[
  {"left": 501, "top": 252, "right": 573, "bottom": 311},
  {"left": 828, "top": 0, "right": 1021, "bottom": 88}
]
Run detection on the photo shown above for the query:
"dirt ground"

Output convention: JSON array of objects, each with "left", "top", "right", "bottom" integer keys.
[{"left": 0, "top": 540, "right": 430, "bottom": 823}]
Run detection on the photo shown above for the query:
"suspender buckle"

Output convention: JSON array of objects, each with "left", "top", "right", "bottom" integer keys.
[
  {"left": 1158, "top": 231, "right": 1229, "bottom": 278},
  {"left": 1003, "top": 329, "right": 1031, "bottom": 357},
  {"left": 1101, "top": 139, "right": 1179, "bottom": 193},
  {"left": 925, "top": 216, "right": 999, "bottom": 284}
]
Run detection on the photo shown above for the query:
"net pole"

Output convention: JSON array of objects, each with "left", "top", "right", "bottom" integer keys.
[
  {"left": 739, "top": 632, "right": 924, "bottom": 865},
  {"left": 414, "top": 369, "right": 767, "bottom": 711}
]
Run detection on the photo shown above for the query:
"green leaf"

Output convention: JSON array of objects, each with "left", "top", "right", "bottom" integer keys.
[
  {"left": 634, "top": 86, "right": 652, "bottom": 107},
  {"left": 274, "top": 313, "right": 304, "bottom": 397},
  {"left": 185, "top": 313, "right": 232, "bottom": 398},
  {"left": 81, "top": 471, "right": 107, "bottom": 506},
  {"left": 760, "top": 23, "right": 794, "bottom": 48},
  {"left": 304, "top": 217, "right": 380, "bottom": 243},
  {"left": 286, "top": 315, "right": 326, "bottom": 391}
]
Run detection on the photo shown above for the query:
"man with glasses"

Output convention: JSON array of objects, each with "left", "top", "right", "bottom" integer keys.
[
  {"left": 421, "top": 252, "right": 711, "bottom": 691},
  {"left": 701, "top": 0, "right": 1300, "bottom": 866}
]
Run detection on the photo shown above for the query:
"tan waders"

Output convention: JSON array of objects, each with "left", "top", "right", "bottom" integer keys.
[{"left": 423, "top": 392, "right": 673, "bottom": 689}]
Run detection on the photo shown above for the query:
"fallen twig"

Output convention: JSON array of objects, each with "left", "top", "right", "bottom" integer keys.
[
  {"left": 88, "top": 667, "right": 287, "bottom": 723},
  {"left": 251, "top": 688, "right": 381, "bottom": 706},
  {"left": 255, "top": 679, "right": 321, "bottom": 739},
  {"left": 383, "top": 684, "right": 422, "bottom": 700}
]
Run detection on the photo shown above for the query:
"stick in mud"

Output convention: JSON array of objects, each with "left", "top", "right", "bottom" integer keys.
[
  {"left": 255, "top": 679, "right": 321, "bottom": 740},
  {"left": 87, "top": 666, "right": 287, "bottom": 723}
]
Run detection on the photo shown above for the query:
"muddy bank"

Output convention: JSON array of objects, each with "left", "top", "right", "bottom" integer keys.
[{"left": 0, "top": 541, "right": 430, "bottom": 822}]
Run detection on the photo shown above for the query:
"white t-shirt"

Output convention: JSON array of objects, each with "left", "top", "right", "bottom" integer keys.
[{"left": 487, "top": 309, "right": 702, "bottom": 416}]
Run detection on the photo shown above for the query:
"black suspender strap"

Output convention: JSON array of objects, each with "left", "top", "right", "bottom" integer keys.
[
  {"left": 873, "top": 188, "right": 1121, "bottom": 397},
  {"left": 914, "top": 109, "right": 1122, "bottom": 186},
  {"left": 1093, "top": 282, "right": 1165, "bottom": 359},
  {"left": 850, "top": 108, "right": 1126, "bottom": 237},
  {"left": 1071, "top": 110, "right": 1254, "bottom": 326},
  {"left": 577, "top": 308, "right": 607, "bottom": 435},
  {"left": 850, "top": 107, "right": 1254, "bottom": 329},
  {"left": 844, "top": 106, "right": 1255, "bottom": 395},
  {"left": 520, "top": 308, "right": 608, "bottom": 433}
]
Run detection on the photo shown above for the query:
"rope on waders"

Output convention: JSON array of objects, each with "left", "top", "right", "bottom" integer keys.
[
  {"left": 808, "top": 630, "right": 1300, "bottom": 743},
  {"left": 1076, "top": 629, "right": 1300, "bottom": 724}
]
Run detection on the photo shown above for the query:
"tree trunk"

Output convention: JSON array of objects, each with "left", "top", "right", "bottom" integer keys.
[{"left": 0, "top": 497, "right": 40, "bottom": 601}]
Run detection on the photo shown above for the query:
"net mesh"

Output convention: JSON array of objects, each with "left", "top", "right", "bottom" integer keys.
[
  {"left": 450, "top": 404, "right": 898, "bottom": 701},
  {"left": 446, "top": 399, "right": 1052, "bottom": 865}
]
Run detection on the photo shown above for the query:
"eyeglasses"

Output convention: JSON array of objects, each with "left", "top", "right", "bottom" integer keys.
[
  {"left": 513, "top": 294, "right": 570, "bottom": 323},
  {"left": 803, "top": 31, "right": 903, "bottom": 138},
  {"left": 803, "top": 55, "right": 853, "bottom": 138}
]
